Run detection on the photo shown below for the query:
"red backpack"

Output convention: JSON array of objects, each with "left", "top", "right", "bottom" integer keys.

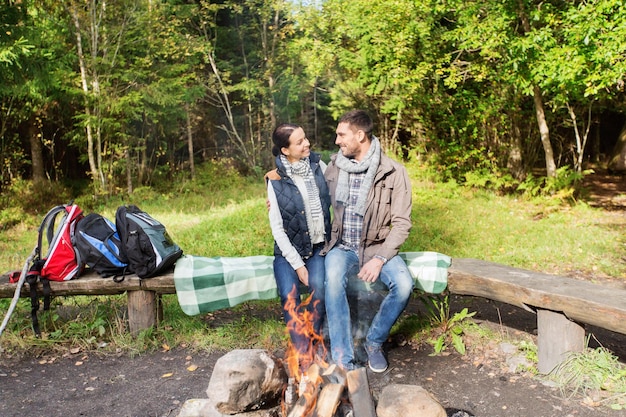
[{"left": 27, "top": 203, "right": 84, "bottom": 335}]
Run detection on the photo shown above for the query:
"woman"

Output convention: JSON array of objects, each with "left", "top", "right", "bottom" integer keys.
[{"left": 266, "top": 123, "right": 331, "bottom": 364}]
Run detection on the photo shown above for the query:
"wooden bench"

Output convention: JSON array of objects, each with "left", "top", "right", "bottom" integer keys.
[
  {"left": 448, "top": 258, "right": 626, "bottom": 373},
  {"left": 2, "top": 258, "right": 625, "bottom": 374},
  {"left": 0, "top": 272, "right": 175, "bottom": 336}
]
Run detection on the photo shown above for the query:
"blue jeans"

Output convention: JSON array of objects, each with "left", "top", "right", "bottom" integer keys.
[
  {"left": 273, "top": 245, "right": 326, "bottom": 355},
  {"left": 324, "top": 247, "right": 413, "bottom": 368}
]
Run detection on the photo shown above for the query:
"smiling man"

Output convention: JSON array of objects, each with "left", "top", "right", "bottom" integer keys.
[{"left": 321, "top": 109, "right": 413, "bottom": 372}]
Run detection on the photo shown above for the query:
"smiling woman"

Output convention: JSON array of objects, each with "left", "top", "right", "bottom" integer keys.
[{"left": 266, "top": 123, "right": 332, "bottom": 366}]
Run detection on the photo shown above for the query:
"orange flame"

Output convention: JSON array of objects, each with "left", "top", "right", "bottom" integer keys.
[
  {"left": 282, "top": 287, "right": 329, "bottom": 416},
  {"left": 284, "top": 287, "right": 328, "bottom": 377}
]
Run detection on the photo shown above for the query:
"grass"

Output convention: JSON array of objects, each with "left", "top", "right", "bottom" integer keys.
[
  {"left": 1, "top": 159, "right": 625, "bottom": 406},
  {"left": 548, "top": 341, "right": 626, "bottom": 410}
]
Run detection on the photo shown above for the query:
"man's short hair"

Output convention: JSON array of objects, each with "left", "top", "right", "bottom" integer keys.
[{"left": 339, "top": 110, "right": 373, "bottom": 139}]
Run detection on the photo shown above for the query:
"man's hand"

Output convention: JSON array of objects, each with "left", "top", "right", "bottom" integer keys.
[
  {"left": 357, "top": 257, "right": 384, "bottom": 283},
  {"left": 296, "top": 266, "right": 309, "bottom": 286}
]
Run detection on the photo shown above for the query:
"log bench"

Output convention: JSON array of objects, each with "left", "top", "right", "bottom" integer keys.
[
  {"left": 0, "top": 272, "right": 176, "bottom": 336},
  {"left": 448, "top": 258, "right": 626, "bottom": 373},
  {"left": 1, "top": 258, "right": 625, "bottom": 374}
]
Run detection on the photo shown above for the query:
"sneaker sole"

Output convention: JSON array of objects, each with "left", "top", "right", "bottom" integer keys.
[{"left": 368, "top": 361, "right": 388, "bottom": 373}]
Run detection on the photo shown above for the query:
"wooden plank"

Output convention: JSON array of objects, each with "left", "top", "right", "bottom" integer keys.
[
  {"left": 346, "top": 367, "right": 376, "bottom": 417},
  {"left": 448, "top": 258, "right": 626, "bottom": 335},
  {"left": 0, "top": 271, "right": 175, "bottom": 298},
  {"left": 313, "top": 383, "right": 344, "bottom": 417},
  {"left": 320, "top": 363, "right": 347, "bottom": 386}
]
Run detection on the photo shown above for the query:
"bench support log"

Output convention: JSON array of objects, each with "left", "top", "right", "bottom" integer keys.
[
  {"left": 127, "top": 290, "right": 157, "bottom": 336},
  {"left": 537, "top": 309, "right": 585, "bottom": 374}
]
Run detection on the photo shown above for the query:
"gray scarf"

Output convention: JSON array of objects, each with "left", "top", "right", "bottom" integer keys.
[
  {"left": 334, "top": 136, "right": 381, "bottom": 216},
  {"left": 280, "top": 155, "right": 324, "bottom": 232}
]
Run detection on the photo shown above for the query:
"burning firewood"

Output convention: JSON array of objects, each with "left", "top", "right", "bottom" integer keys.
[
  {"left": 313, "top": 383, "right": 344, "bottom": 417},
  {"left": 320, "top": 363, "right": 347, "bottom": 386},
  {"left": 346, "top": 368, "right": 376, "bottom": 417}
]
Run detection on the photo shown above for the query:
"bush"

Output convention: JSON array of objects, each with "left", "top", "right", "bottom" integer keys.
[{"left": 1, "top": 179, "right": 74, "bottom": 215}]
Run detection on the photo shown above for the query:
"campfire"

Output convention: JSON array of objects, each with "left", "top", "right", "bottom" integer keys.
[
  {"left": 175, "top": 292, "right": 450, "bottom": 417},
  {"left": 280, "top": 294, "right": 377, "bottom": 417}
]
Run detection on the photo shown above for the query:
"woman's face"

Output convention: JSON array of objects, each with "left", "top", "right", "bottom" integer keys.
[{"left": 282, "top": 127, "right": 310, "bottom": 163}]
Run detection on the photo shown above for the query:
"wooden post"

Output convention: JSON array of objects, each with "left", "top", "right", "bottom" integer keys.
[
  {"left": 537, "top": 309, "right": 585, "bottom": 374},
  {"left": 127, "top": 290, "right": 157, "bottom": 336},
  {"left": 156, "top": 294, "right": 164, "bottom": 323}
]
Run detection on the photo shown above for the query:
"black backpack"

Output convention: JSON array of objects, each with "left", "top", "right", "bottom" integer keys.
[
  {"left": 115, "top": 205, "right": 183, "bottom": 278},
  {"left": 74, "top": 213, "right": 130, "bottom": 280}
]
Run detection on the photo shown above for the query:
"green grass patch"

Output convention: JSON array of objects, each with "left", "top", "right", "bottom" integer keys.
[{"left": 548, "top": 344, "right": 626, "bottom": 410}]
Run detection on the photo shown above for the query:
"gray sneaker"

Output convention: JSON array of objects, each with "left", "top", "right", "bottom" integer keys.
[{"left": 365, "top": 343, "right": 388, "bottom": 373}]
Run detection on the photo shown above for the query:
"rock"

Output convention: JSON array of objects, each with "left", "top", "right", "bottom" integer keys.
[
  {"left": 177, "top": 399, "right": 217, "bottom": 417},
  {"left": 206, "top": 349, "right": 287, "bottom": 414},
  {"left": 377, "top": 384, "right": 446, "bottom": 417},
  {"left": 176, "top": 398, "right": 280, "bottom": 417}
]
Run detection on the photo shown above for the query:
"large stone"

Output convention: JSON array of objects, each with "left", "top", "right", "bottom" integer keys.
[
  {"left": 206, "top": 349, "right": 287, "bottom": 414},
  {"left": 377, "top": 384, "right": 446, "bottom": 417}
]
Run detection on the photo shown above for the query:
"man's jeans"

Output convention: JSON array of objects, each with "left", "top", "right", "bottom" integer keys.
[
  {"left": 273, "top": 245, "right": 325, "bottom": 354},
  {"left": 324, "top": 247, "right": 413, "bottom": 368}
]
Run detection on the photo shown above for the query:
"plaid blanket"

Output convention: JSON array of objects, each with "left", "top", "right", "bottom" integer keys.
[{"left": 174, "top": 252, "right": 451, "bottom": 316}]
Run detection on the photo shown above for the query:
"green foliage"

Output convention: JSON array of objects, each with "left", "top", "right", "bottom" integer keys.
[
  {"left": 463, "top": 169, "right": 517, "bottom": 193},
  {"left": 517, "top": 166, "right": 591, "bottom": 202},
  {"left": 518, "top": 340, "right": 539, "bottom": 369},
  {"left": 173, "top": 159, "right": 250, "bottom": 194},
  {"left": 420, "top": 293, "right": 476, "bottom": 355},
  {"left": 549, "top": 345, "right": 626, "bottom": 410},
  {"left": 0, "top": 206, "right": 26, "bottom": 230},
  {"left": 0, "top": 179, "right": 75, "bottom": 215}
]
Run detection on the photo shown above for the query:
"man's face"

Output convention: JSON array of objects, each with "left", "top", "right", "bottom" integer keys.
[{"left": 335, "top": 122, "right": 364, "bottom": 160}]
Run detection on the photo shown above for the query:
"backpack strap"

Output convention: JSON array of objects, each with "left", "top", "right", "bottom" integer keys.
[
  {"left": 26, "top": 261, "right": 44, "bottom": 337},
  {"left": 41, "top": 278, "right": 51, "bottom": 311},
  {"left": 112, "top": 266, "right": 129, "bottom": 283}
]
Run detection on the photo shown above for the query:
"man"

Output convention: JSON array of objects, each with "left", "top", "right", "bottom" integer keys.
[{"left": 322, "top": 109, "right": 413, "bottom": 372}]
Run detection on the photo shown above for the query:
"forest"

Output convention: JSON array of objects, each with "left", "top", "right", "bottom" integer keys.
[{"left": 2, "top": 0, "right": 626, "bottom": 198}]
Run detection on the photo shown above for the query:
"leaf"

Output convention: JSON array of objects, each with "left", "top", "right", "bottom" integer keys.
[
  {"left": 187, "top": 364, "right": 198, "bottom": 372},
  {"left": 452, "top": 334, "right": 466, "bottom": 355},
  {"left": 161, "top": 372, "right": 174, "bottom": 378}
]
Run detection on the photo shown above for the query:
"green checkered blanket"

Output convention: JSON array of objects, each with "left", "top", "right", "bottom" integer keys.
[{"left": 173, "top": 252, "right": 451, "bottom": 316}]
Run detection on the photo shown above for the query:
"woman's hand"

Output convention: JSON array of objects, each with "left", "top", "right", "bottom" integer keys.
[{"left": 295, "top": 266, "right": 309, "bottom": 286}]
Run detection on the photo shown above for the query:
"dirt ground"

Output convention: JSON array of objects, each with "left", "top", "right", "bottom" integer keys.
[
  {"left": 1, "top": 295, "right": 625, "bottom": 417},
  {"left": 1, "top": 171, "right": 624, "bottom": 417}
]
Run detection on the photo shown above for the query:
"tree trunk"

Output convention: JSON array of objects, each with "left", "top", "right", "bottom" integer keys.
[
  {"left": 186, "top": 106, "right": 195, "bottom": 180},
  {"left": 69, "top": 6, "right": 101, "bottom": 187},
  {"left": 125, "top": 148, "right": 133, "bottom": 194},
  {"left": 518, "top": 0, "right": 557, "bottom": 178},
  {"left": 28, "top": 114, "right": 46, "bottom": 183},
  {"left": 608, "top": 121, "right": 626, "bottom": 172},
  {"left": 532, "top": 84, "right": 557, "bottom": 178},
  {"left": 507, "top": 111, "right": 525, "bottom": 181}
]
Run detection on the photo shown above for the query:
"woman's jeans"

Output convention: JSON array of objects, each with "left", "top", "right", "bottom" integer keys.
[
  {"left": 324, "top": 247, "right": 413, "bottom": 368},
  {"left": 273, "top": 245, "right": 325, "bottom": 355}
]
